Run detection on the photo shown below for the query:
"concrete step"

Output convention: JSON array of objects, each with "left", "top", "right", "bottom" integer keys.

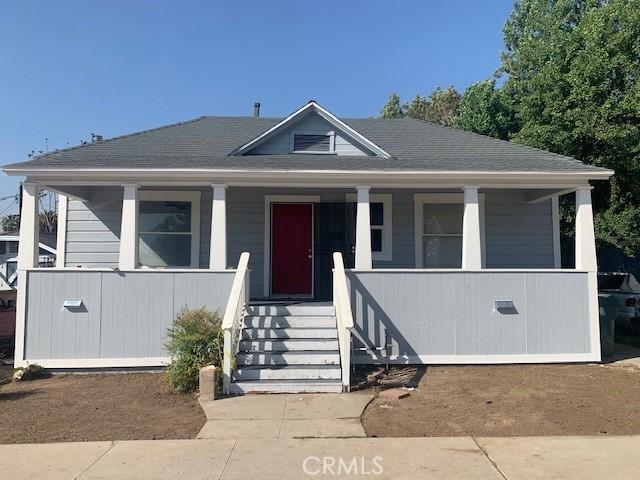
[
  {"left": 243, "top": 316, "right": 336, "bottom": 329},
  {"left": 239, "top": 339, "right": 339, "bottom": 352},
  {"left": 234, "top": 365, "right": 342, "bottom": 381},
  {"left": 242, "top": 328, "right": 338, "bottom": 340},
  {"left": 246, "top": 304, "right": 335, "bottom": 317},
  {"left": 229, "top": 379, "right": 343, "bottom": 394},
  {"left": 236, "top": 351, "right": 340, "bottom": 366}
]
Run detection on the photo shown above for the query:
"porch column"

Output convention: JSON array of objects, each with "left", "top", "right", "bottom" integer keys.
[
  {"left": 355, "top": 186, "right": 372, "bottom": 270},
  {"left": 15, "top": 182, "right": 40, "bottom": 366},
  {"left": 118, "top": 184, "right": 139, "bottom": 270},
  {"left": 575, "top": 185, "right": 597, "bottom": 271},
  {"left": 17, "top": 182, "right": 40, "bottom": 270},
  {"left": 462, "top": 186, "right": 482, "bottom": 270},
  {"left": 209, "top": 184, "right": 227, "bottom": 270}
]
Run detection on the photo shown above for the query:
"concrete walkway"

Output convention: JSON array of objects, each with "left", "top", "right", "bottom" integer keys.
[
  {"left": 4, "top": 435, "right": 640, "bottom": 479},
  {"left": 198, "top": 393, "right": 373, "bottom": 439}
]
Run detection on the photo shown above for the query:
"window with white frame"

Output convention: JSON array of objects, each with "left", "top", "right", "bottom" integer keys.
[
  {"left": 347, "top": 193, "right": 392, "bottom": 261},
  {"left": 414, "top": 193, "right": 484, "bottom": 268},
  {"left": 137, "top": 191, "right": 201, "bottom": 268}
]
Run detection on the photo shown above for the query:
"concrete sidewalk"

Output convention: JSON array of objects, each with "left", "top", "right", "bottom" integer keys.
[
  {"left": 198, "top": 393, "right": 373, "bottom": 439},
  {"left": 4, "top": 435, "right": 640, "bottom": 479}
]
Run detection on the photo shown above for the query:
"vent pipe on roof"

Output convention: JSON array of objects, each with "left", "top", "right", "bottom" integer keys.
[{"left": 253, "top": 102, "right": 261, "bottom": 118}]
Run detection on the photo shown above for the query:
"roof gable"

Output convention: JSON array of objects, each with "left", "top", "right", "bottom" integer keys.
[{"left": 230, "top": 101, "right": 392, "bottom": 158}]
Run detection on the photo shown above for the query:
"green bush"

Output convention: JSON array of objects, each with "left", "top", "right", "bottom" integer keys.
[{"left": 165, "top": 308, "right": 224, "bottom": 392}]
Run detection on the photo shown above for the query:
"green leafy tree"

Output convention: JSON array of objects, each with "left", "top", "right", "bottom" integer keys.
[
  {"left": 456, "top": 80, "right": 516, "bottom": 139},
  {"left": 499, "top": 0, "right": 640, "bottom": 254},
  {"left": 1, "top": 211, "right": 57, "bottom": 233},
  {"left": 380, "top": 93, "right": 404, "bottom": 119},
  {"left": 403, "top": 94, "right": 429, "bottom": 120},
  {"left": 424, "top": 86, "right": 461, "bottom": 127}
]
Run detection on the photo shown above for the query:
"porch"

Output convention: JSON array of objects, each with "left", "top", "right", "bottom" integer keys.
[{"left": 13, "top": 182, "right": 600, "bottom": 390}]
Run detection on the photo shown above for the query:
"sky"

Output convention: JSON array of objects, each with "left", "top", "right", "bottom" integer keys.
[{"left": 0, "top": 0, "right": 514, "bottom": 214}]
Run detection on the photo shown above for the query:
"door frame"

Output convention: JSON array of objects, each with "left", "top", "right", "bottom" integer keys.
[{"left": 263, "top": 195, "right": 320, "bottom": 298}]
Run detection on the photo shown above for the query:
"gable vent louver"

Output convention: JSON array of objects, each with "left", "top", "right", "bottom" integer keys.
[{"left": 293, "top": 134, "right": 331, "bottom": 152}]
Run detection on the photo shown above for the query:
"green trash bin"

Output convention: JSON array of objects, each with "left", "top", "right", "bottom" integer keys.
[{"left": 598, "top": 294, "right": 618, "bottom": 359}]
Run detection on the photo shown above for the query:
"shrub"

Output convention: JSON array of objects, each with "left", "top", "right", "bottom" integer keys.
[{"left": 165, "top": 308, "right": 224, "bottom": 392}]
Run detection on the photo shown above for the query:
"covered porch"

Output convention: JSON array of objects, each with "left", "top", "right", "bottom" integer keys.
[{"left": 13, "top": 178, "right": 601, "bottom": 369}]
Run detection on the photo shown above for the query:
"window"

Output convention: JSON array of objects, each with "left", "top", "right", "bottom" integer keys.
[
  {"left": 292, "top": 133, "right": 335, "bottom": 153},
  {"left": 414, "top": 193, "right": 485, "bottom": 268},
  {"left": 138, "top": 191, "right": 200, "bottom": 268},
  {"left": 346, "top": 193, "right": 392, "bottom": 261}
]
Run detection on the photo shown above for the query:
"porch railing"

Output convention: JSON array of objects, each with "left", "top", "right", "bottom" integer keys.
[
  {"left": 222, "top": 252, "right": 251, "bottom": 394},
  {"left": 332, "top": 252, "right": 354, "bottom": 392}
]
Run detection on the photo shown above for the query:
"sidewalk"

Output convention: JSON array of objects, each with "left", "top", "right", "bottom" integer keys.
[{"left": 4, "top": 435, "right": 640, "bottom": 479}]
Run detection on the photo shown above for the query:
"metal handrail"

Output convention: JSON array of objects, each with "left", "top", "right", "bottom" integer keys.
[
  {"left": 332, "top": 252, "right": 354, "bottom": 392},
  {"left": 222, "top": 252, "right": 250, "bottom": 394}
]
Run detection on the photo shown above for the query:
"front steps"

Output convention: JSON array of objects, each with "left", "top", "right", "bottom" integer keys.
[{"left": 230, "top": 303, "right": 343, "bottom": 394}]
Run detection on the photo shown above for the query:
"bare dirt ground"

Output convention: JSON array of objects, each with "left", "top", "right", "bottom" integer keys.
[
  {"left": 361, "top": 363, "right": 640, "bottom": 437},
  {"left": 0, "top": 373, "right": 206, "bottom": 444}
]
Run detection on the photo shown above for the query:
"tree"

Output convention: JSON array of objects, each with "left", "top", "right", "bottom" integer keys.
[
  {"left": 1, "top": 211, "right": 57, "bottom": 233},
  {"left": 499, "top": 0, "right": 640, "bottom": 254},
  {"left": 403, "top": 94, "right": 429, "bottom": 120},
  {"left": 456, "top": 80, "right": 516, "bottom": 139},
  {"left": 380, "top": 93, "right": 404, "bottom": 119},
  {"left": 424, "top": 86, "right": 461, "bottom": 127}
]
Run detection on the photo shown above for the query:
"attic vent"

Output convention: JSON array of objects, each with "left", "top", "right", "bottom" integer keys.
[{"left": 293, "top": 134, "right": 331, "bottom": 153}]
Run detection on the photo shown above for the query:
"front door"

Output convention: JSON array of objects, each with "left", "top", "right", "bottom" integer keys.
[{"left": 271, "top": 203, "right": 313, "bottom": 296}]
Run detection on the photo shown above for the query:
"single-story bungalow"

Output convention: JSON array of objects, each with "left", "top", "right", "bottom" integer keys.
[{"left": 3, "top": 101, "right": 613, "bottom": 393}]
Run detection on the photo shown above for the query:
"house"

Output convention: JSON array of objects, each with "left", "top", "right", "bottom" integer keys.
[
  {"left": 0, "top": 231, "right": 56, "bottom": 301},
  {"left": 0, "top": 231, "right": 55, "bottom": 356},
  {"left": 2, "top": 101, "right": 613, "bottom": 393}
]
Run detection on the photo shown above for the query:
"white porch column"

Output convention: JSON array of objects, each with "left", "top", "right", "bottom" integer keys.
[
  {"left": 209, "top": 184, "right": 227, "bottom": 270},
  {"left": 55, "top": 194, "right": 68, "bottom": 268},
  {"left": 118, "top": 184, "right": 139, "bottom": 270},
  {"left": 462, "top": 186, "right": 482, "bottom": 270},
  {"left": 17, "top": 182, "right": 40, "bottom": 270},
  {"left": 575, "top": 185, "right": 597, "bottom": 271},
  {"left": 355, "top": 186, "right": 372, "bottom": 270},
  {"left": 15, "top": 182, "right": 40, "bottom": 366}
]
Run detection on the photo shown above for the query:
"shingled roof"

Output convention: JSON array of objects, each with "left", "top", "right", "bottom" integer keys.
[{"left": 3, "top": 115, "right": 609, "bottom": 174}]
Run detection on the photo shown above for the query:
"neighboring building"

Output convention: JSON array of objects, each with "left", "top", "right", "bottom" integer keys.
[
  {"left": 0, "top": 231, "right": 56, "bottom": 301},
  {"left": 2, "top": 101, "right": 613, "bottom": 393}
]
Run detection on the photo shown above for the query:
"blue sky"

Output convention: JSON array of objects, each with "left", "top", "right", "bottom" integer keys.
[{"left": 0, "top": 0, "right": 514, "bottom": 213}]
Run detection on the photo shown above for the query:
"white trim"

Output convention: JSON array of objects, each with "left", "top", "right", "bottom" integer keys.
[
  {"left": 414, "top": 193, "right": 486, "bottom": 269},
  {"left": 14, "top": 270, "right": 27, "bottom": 365},
  {"left": 230, "top": 101, "right": 392, "bottom": 158},
  {"left": 348, "top": 268, "right": 589, "bottom": 273},
  {"left": 26, "top": 267, "right": 236, "bottom": 273},
  {"left": 587, "top": 271, "right": 602, "bottom": 362},
  {"left": 353, "top": 352, "right": 600, "bottom": 365},
  {"left": 138, "top": 190, "right": 201, "bottom": 268},
  {"left": 346, "top": 193, "right": 392, "bottom": 261},
  {"left": 55, "top": 194, "right": 68, "bottom": 268},
  {"left": 6, "top": 169, "right": 614, "bottom": 183},
  {"left": 263, "top": 195, "right": 320, "bottom": 298},
  {"left": 552, "top": 196, "right": 562, "bottom": 268},
  {"left": 17, "top": 357, "right": 170, "bottom": 369}
]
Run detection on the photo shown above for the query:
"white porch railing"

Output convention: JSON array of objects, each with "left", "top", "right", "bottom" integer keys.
[
  {"left": 222, "top": 252, "right": 251, "bottom": 394},
  {"left": 332, "top": 252, "right": 354, "bottom": 392}
]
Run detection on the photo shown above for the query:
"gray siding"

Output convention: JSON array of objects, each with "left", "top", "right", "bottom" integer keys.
[
  {"left": 347, "top": 270, "right": 591, "bottom": 363},
  {"left": 24, "top": 270, "right": 234, "bottom": 360},
  {"left": 66, "top": 188, "right": 122, "bottom": 268},
  {"left": 251, "top": 114, "right": 371, "bottom": 156},
  {"left": 64, "top": 187, "right": 556, "bottom": 293}
]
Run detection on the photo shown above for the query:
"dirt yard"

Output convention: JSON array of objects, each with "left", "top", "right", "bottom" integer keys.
[
  {"left": 0, "top": 373, "right": 206, "bottom": 444},
  {"left": 361, "top": 364, "right": 640, "bottom": 437}
]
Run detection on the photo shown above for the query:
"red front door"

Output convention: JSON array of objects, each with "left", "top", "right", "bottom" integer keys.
[{"left": 271, "top": 203, "right": 313, "bottom": 296}]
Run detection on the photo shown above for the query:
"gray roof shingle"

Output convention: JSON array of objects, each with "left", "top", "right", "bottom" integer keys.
[{"left": 3, "top": 116, "right": 608, "bottom": 173}]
